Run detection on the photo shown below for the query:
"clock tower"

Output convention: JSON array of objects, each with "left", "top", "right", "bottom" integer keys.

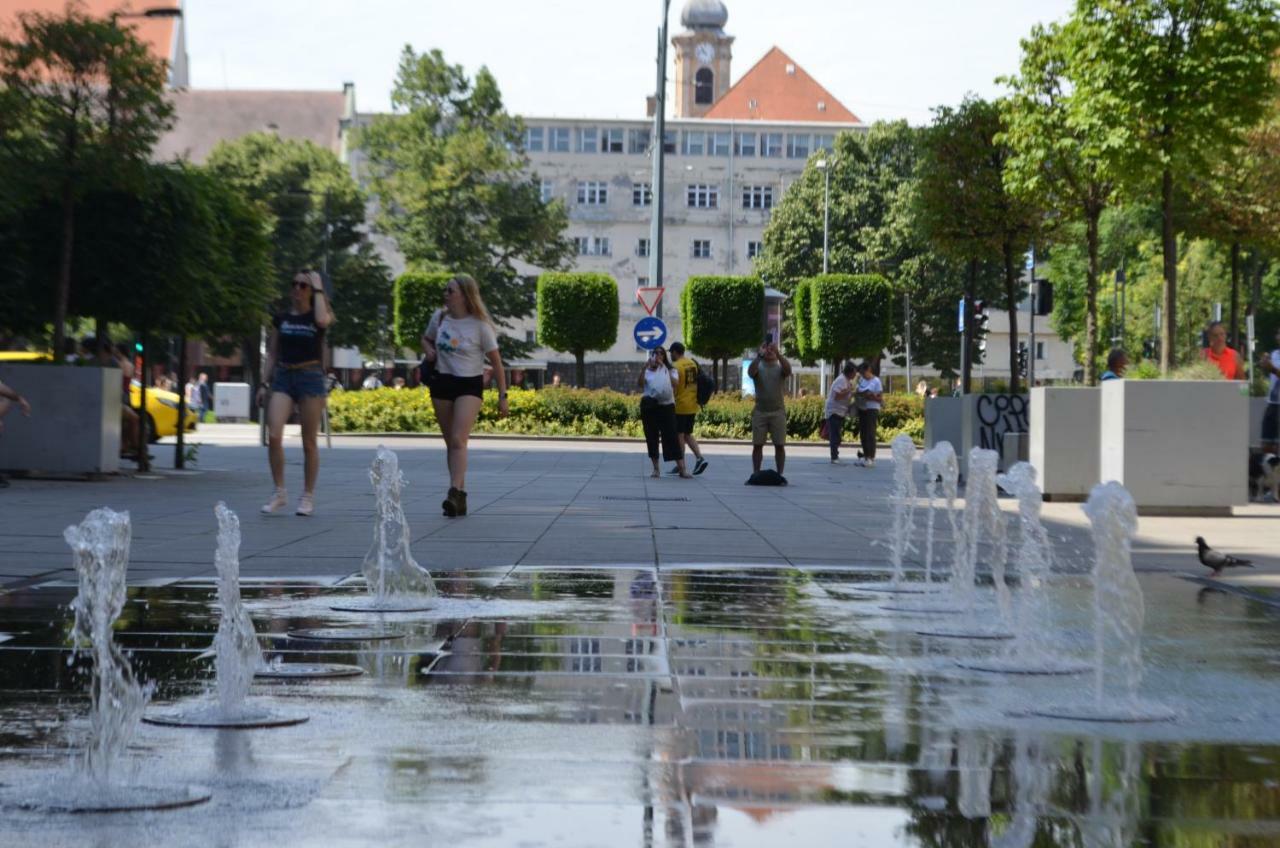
[{"left": 672, "top": 0, "right": 734, "bottom": 118}]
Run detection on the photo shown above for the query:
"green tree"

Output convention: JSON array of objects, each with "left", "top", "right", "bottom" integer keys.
[
  {"left": 916, "top": 96, "right": 1040, "bottom": 393},
  {"left": 1001, "top": 21, "right": 1120, "bottom": 385},
  {"left": 680, "top": 276, "right": 764, "bottom": 386},
  {"left": 393, "top": 271, "right": 452, "bottom": 350},
  {"left": 0, "top": 7, "right": 173, "bottom": 357},
  {"left": 535, "top": 272, "right": 620, "bottom": 387},
  {"left": 357, "top": 47, "right": 574, "bottom": 356},
  {"left": 804, "top": 274, "right": 896, "bottom": 367},
  {"left": 1069, "top": 0, "right": 1280, "bottom": 371},
  {"left": 204, "top": 132, "right": 389, "bottom": 353}
]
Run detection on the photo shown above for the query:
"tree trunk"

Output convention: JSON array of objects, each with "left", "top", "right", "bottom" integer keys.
[
  {"left": 574, "top": 350, "right": 585, "bottom": 388},
  {"left": 1004, "top": 243, "right": 1020, "bottom": 396},
  {"left": 1084, "top": 210, "right": 1101, "bottom": 386},
  {"left": 961, "top": 259, "right": 976, "bottom": 395},
  {"left": 54, "top": 180, "right": 75, "bottom": 359},
  {"left": 1229, "top": 242, "right": 1241, "bottom": 350},
  {"left": 1160, "top": 167, "right": 1177, "bottom": 373}
]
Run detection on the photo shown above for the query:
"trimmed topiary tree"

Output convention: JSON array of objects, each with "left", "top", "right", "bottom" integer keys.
[
  {"left": 804, "top": 273, "right": 896, "bottom": 367},
  {"left": 791, "top": 278, "right": 815, "bottom": 364},
  {"left": 536, "top": 272, "right": 619, "bottom": 386},
  {"left": 681, "top": 275, "right": 764, "bottom": 386},
  {"left": 393, "top": 270, "right": 452, "bottom": 350}
]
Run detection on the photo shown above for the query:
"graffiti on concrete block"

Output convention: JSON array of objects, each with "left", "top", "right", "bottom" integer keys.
[{"left": 975, "top": 394, "right": 1028, "bottom": 451}]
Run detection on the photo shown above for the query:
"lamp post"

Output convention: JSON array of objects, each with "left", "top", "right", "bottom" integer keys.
[
  {"left": 648, "top": 0, "right": 672, "bottom": 293},
  {"left": 815, "top": 158, "right": 835, "bottom": 393}
]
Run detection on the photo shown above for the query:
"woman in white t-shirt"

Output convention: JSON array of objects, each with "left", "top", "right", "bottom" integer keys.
[
  {"left": 635, "top": 346, "right": 689, "bottom": 478},
  {"left": 854, "top": 361, "right": 883, "bottom": 468},
  {"left": 420, "top": 274, "right": 509, "bottom": 517},
  {"left": 824, "top": 361, "right": 857, "bottom": 464}
]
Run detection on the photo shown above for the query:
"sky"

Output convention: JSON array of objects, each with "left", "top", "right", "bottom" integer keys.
[{"left": 184, "top": 0, "right": 1075, "bottom": 125}]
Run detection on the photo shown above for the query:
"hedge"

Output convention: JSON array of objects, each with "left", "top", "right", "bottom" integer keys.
[
  {"left": 536, "top": 272, "right": 619, "bottom": 386},
  {"left": 807, "top": 273, "right": 895, "bottom": 363},
  {"left": 681, "top": 276, "right": 764, "bottom": 361},
  {"left": 328, "top": 386, "right": 924, "bottom": 443},
  {"left": 393, "top": 270, "right": 453, "bottom": 349}
]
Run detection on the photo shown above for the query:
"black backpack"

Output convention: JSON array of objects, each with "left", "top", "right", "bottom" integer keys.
[
  {"left": 693, "top": 360, "right": 716, "bottom": 406},
  {"left": 745, "top": 469, "right": 788, "bottom": 486}
]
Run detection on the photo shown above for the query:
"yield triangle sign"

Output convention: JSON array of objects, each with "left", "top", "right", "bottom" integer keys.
[{"left": 637, "top": 287, "right": 664, "bottom": 316}]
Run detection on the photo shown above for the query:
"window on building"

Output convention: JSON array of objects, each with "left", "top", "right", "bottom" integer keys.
[
  {"left": 577, "top": 127, "right": 598, "bottom": 153},
  {"left": 523, "top": 126, "right": 544, "bottom": 152},
  {"left": 632, "top": 182, "right": 652, "bottom": 206},
  {"left": 687, "top": 183, "right": 719, "bottom": 208},
  {"left": 683, "top": 131, "right": 706, "bottom": 156},
  {"left": 710, "top": 131, "right": 731, "bottom": 156},
  {"left": 695, "top": 68, "right": 714, "bottom": 105},
  {"left": 549, "top": 127, "right": 571, "bottom": 152},
  {"left": 576, "top": 181, "right": 608, "bottom": 205},
  {"left": 636, "top": 238, "right": 650, "bottom": 257},
  {"left": 734, "top": 132, "right": 757, "bottom": 157},
  {"left": 628, "top": 128, "right": 650, "bottom": 154},
  {"left": 1035, "top": 341, "right": 1045, "bottom": 360},
  {"left": 787, "top": 133, "right": 811, "bottom": 159},
  {"left": 761, "top": 133, "right": 783, "bottom": 158},
  {"left": 692, "top": 239, "right": 711, "bottom": 259},
  {"left": 747, "top": 241, "right": 764, "bottom": 260},
  {"left": 813, "top": 133, "right": 834, "bottom": 152},
  {"left": 540, "top": 180, "right": 554, "bottom": 203},
  {"left": 601, "top": 128, "right": 625, "bottom": 153},
  {"left": 663, "top": 130, "right": 677, "bottom": 154},
  {"left": 525, "top": 330, "right": 536, "bottom": 344},
  {"left": 574, "top": 236, "right": 611, "bottom": 256},
  {"left": 742, "top": 185, "right": 774, "bottom": 209}
]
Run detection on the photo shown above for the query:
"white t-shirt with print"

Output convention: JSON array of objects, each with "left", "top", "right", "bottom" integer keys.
[
  {"left": 642, "top": 366, "right": 677, "bottom": 405},
  {"left": 825, "top": 374, "right": 852, "bottom": 418},
  {"left": 425, "top": 312, "right": 499, "bottom": 377},
  {"left": 858, "top": 375, "right": 883, "bottom": 411}
]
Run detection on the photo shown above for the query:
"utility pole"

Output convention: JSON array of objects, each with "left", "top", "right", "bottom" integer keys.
[
  {"left": 1028, "top": 249, "right": 1036, "bottom": 389},
  {"left": 647, "top": 0, "right": 672, "bottom": 292}
]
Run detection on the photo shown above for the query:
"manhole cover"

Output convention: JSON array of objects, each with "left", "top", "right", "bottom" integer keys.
[
  {"left": 603, "top": 496, "right": 690, "bottom": 502},
  {"left": 255, "top": 663, "right": 365, "bottom": 680},
  {"left": 286, "top": 628, "right": 405, "bottom": 642},
  {"left": 143, "top": 708, "right": 309, "bottom": 729}
]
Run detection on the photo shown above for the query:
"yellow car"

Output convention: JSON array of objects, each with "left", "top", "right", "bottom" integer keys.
[
  {"left": 130, "top": 381, "right": 198, "bottom": 442},
  {"left": 0, "top": 351, "right": 54, "bottom": 362}
]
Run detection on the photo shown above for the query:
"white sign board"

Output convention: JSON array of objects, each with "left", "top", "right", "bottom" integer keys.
[{"left": 214, "top": 382, "right": 251, "bottom": 420}]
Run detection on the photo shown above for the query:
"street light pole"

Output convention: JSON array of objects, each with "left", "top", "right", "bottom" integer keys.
[
  {"left": 648, "top": 0, "right": 671, "bottom": 292},
  {"left": 815, "top": 158, "right": 834, "bottom": 393}
]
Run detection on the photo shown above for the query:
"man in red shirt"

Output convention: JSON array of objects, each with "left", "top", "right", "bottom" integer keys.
[{"left": 1202, "top": 321, "right": 1246, "bottom": 380}]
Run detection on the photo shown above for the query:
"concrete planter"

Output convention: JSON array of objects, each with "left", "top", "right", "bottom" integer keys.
[
  {"left": 0, "top": 364, "right": 120, "bottom": 475},
  {"left": 923, "top": 396, "right": 961, "bottom": 450},
  {"left": 1099, "top": 380, "right": 1247, "bottom": 514},
  {"left": 1030, "top": 387, "right": 1100, "bottom": 500},
  {"left": 959, "top": 393, "right": 1029, "bottom": 474}
]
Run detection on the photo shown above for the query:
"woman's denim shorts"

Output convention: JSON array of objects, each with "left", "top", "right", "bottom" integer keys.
[{"left": 271, "top": 366, "right": 327, "bottom": 402}]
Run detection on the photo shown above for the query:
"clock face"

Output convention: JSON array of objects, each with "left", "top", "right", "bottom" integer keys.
[{"left": 695, "top": 43, "right": 715, "bottom": 64}]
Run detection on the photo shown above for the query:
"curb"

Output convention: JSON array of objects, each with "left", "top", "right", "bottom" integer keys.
[{"left": 325, "top": 431, "right": 909, "bottom": 449}]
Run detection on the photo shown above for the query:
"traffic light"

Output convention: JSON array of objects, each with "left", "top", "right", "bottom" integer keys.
[
  {"left": 974, "top": 299, "right": 990, "bottom": 353},
  {"left": 1034, "top": 280, "right": 1053, "bottom": 315},
  {"left": 1017, "top": 342, "right": 1029, "bottom": 378},
  {"left": 134, "top": 341, "right": 143, "bottom": 353}
]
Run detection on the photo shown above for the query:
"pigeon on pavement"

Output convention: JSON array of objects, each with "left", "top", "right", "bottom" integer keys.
[{"left": 1195, "top": 536, "right": 1254, "bottom": 577}]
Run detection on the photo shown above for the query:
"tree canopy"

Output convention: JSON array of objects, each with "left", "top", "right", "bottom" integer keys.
[{"left": 536, "top": 272, "right": 619, "bottom": 386}]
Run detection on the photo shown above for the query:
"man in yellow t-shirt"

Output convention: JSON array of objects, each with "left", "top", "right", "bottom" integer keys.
[{"left": 669, "top": 343, "right": 707, "bottom": 475}]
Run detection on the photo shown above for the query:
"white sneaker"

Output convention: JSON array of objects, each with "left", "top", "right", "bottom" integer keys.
[
  {"left": 295, "top": 494, "right": 315, "bottom": 517},
  {"left": 864, "top": 459, "right": 876, "bottom": 468},
  {"left": 261, "top": 489, "right": 288, "bottom": 514}
]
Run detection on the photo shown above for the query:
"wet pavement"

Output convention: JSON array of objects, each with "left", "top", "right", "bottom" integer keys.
[{"left": 2, "top": 562, "right": 1280, "bottom": 846}]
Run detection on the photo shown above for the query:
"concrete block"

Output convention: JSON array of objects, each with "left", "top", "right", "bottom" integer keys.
[
  {"left": 0, "top": 364, "right": 120, "bottom": 475},
  {"left": 959, "top": 394, "right": 1028, "bottom": 475},
  {"left": 1099, "top": 380, "right": 1248, "bottom": 513},
  {"left": 1030, "top": 387, "right": 1099, "bottom": 499},
  {"left": 924, "top": 396, "right": 961, "bottom": 450}
]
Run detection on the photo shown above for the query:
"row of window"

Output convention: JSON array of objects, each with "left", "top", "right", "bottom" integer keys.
[
  {"left": 573, "top": 236, "right": 764, "bottom": 260},
  {"left": 548, "top": 180, "right": 774, "bottom": 210},
  {"left": 523, "top": 126, "right": 835, "bottom": 160}
]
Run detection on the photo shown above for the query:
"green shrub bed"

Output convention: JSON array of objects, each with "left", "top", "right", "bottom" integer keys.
[{"left": 328, "top": 387, "right": 925, "bottom": 443}]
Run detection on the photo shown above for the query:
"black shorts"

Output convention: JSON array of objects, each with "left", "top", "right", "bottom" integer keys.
[
  {"left": 675, "top": 413, "right": 695, "bottom": 435},
  {"left": 1263, "top": 404, "right": 1279, "bottom": 442},
  {"left": 429, "top": 373, "right": 484, "bottom": 401}
]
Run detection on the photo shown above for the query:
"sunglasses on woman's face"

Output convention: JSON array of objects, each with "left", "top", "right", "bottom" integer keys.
[{"left": 291, "top": 280, "right": 310, "bottom": 289}]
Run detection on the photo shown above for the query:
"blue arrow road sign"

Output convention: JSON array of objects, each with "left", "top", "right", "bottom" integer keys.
[{"left": 633, "top": 317, "right": 667, "bottom": 350}]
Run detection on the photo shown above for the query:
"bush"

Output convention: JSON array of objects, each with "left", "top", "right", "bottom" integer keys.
[
  {"left": 329, "top": 386, "right": 925, "bottom": 442},
  {"left": 536, "top": 272, "right": 619, "bottom": 386},
  {"left": 806, "top": 273, "right": 896, "bottom": 363},
  {"left": 393, "top": 270, "right": 453, "bottom": 349},
  {"left": 681, "top": 276, "right": 764, "bottom": 362}
]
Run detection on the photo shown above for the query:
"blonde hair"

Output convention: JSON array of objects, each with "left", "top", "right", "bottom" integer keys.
[{"left": 451, "top": 274, "right": 495, "bottom": 328}]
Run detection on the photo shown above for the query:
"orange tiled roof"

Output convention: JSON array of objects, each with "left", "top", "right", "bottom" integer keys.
[
  {"left": 0, "top": 1, "right": 180, "bottom": 70},
  {"left": 703, "top": 46, "right": 860, "bottom": 124}
]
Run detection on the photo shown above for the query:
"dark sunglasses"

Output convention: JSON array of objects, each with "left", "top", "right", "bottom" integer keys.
[{"left": 292, "top": 280, "right": 312, "bottom": 289}]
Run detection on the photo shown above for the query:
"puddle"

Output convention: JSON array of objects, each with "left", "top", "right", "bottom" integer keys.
[{"left": 1, "top": 566, "right": 1279, "bottom": 845}]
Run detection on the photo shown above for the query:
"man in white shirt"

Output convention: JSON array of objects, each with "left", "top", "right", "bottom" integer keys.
[
  {"left": 1260, "top": 327, "right": 1280, "bottom": 454},
  {"left": 854, "top": 362, "right": 883, "bottom": 468},
  {"left": 824, "top": 362, "right": 856, "bottom": 464}
]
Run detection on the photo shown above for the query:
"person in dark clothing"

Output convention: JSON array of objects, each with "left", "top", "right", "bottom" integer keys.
[
  {"left": 825, "top": 361, "right": 856, "bottom": 463},
  {"left": 636, "top": 346, "right": 688, "bottom": 478},
  {"left": 854, "top": 361, "right": 883, "bottom": 468},
  {"left": 258, "top": 270, "right": 335, "bottom": 517}
]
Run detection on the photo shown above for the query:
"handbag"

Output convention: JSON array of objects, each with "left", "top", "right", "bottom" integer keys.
[{"left": 819, "top": 418, "right": 830, "bottom": 440}]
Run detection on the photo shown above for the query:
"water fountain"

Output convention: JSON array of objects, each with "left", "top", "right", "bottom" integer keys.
[
  {"left": 956, "top": 462, "right": 1089, "bottom": 674},
  {"left": 1030, "top": 482, "right": 1174, "bottom": 721},
  {"left": 9, "top": 508, "right": 211, "bottom": 812},
  {"left": 916, "top": 448, "right": 1014, "bottom": 639},
  {"left": 991, "top": 731, "right": 1053, "bottom": 848},
  {"left": 922, "top": 441, "right": 960, "bottom": 587},
  {"left": 145, "top": 504, "right": 308, "bottom": 728},
  {"left": 327, "top": 446, "right": 436, "bottom": 615},
  {"left": 851, "top": 435, "right": 932, "bottom": 595}
]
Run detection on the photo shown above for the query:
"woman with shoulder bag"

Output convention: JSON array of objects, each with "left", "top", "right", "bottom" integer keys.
[
  {"left": 636, "top": 346, "right": 689, "bottom": 479},
  {"left": 420, "top": 275, "right": 508, "bottom": 517}
]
